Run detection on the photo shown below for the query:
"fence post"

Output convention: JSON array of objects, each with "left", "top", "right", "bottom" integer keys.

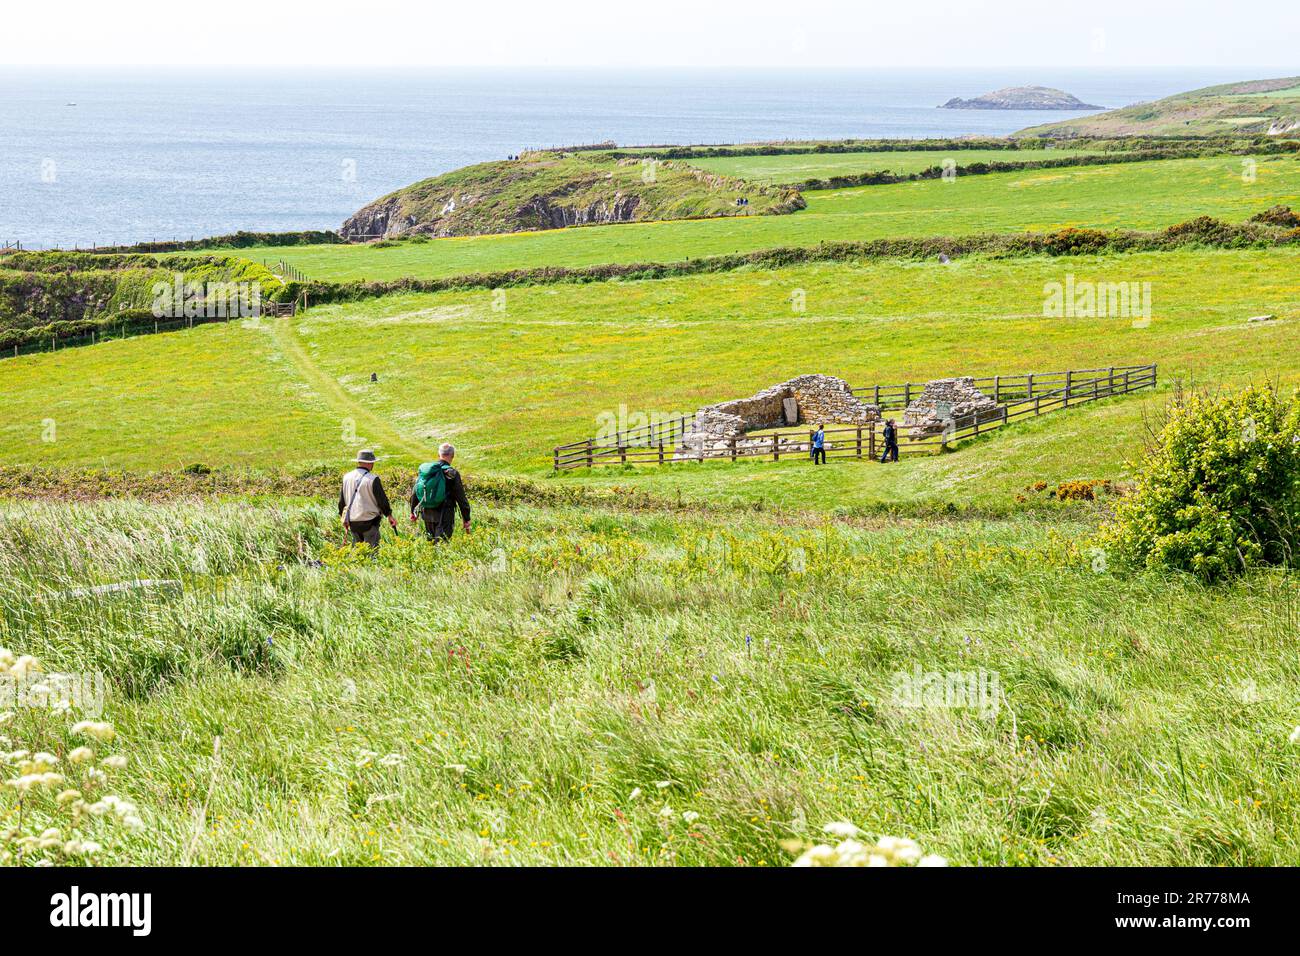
[
  {"left": 874, "top": 385, "right": 880, "bottom": 406},
  {"left": 553, "top": 449, "right": 559, "bottom": 471},
  {"left": 904, "top": 383, "right": 911, "bottom": 406},
  {"left": 586, "top": 439, "right": 593, "bottom": 468},
  {"left": 1028, "top": 372, "right": 1034, "bottom": 398},
  {"left": 869, "top": 425, "right": 877, "bottom": 461},
  {"left": 619, "top": 444, "right": 626, "bottom": 465},
  {"left": 1064, "top": 369, "right": 1072, "bottom": 408},
  {"left": 1107, "top": 366, "right": 1115, "bottom": 395},
  {"left": 772, "top": 433, "right": 780, "bottom": 461},
  {"left": 994, "top": 375, "right": 1000, "bottom": 402},
  {"left": 855, "top": 426, "right": 862, "bottom": 458},
  {"left": 659, "top": 440, "right": 665, "bottom": 465}
]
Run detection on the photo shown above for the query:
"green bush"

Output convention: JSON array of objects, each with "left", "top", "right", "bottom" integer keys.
[{"left": 1100, "top": 385, "right": 1300, "bottom": 580}]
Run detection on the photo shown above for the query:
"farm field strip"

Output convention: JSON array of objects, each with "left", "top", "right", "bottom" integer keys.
[{"left": 196, "top": 155, "right": 1300, "bottom": 282}]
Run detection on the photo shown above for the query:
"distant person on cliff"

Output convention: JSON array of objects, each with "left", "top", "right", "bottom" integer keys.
[
  {"left": 339, "top": 450, "right": 397, "bottom": 547},
  {"left": 811, "top": 424, "right": 826, "bottom": 465},
  {"left": 879, "top": 419, "right": 899, "bottom": 463},
  {"left": 409, "top": 443, "right": 472, "bottom": 542}
]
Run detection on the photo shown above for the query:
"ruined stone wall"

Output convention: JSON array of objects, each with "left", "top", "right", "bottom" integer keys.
[
  {"left": 903, "top": 377, "right": 999, "bottom": 436},
  {"left": 677, "top": 374, "right": 879, "bottom": 457}
]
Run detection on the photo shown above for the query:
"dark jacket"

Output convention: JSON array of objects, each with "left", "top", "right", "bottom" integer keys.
[
  {"left": 409, "top": 464, "right": 471, "bottom": 523},
  {"left": 883, "top": 422, "right": 898, "bottom": 445}
]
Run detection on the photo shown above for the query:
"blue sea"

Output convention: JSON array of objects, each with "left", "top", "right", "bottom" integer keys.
[{"left": 0, "top": 67, "right": 1271, "bottom": 249}]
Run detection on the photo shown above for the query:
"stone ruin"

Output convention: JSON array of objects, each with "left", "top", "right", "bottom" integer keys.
[
  {"left": 902, "top": 377, "right": 1000, "bottom": 437},
  {"left": 678, "top": 374, "right": 880, "bottom": 458}
]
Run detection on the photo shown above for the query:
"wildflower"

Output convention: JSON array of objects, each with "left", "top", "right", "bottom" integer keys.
[
  {"left": 56, "top": 789, "right": 82, "bottom": 805},
  {"left": 9, "top": 656, "right": 41, "bottom": 680},
  {"left": 822, "top": 821, "right": 861, "bottom": 838},
  {"left": 0, "top": 648, "right": 15, "bottom": 671},
  {"left": 71, "top": 721, "right": 115, "bottom": 742},
  {"left": 791, "top": 844, "right": 837, "bottom": 866},
  {"left": 659, "top": 805, "right": 674, "bottom": 818},
  {"left": 378, "top": 753, "right": 405, "bottom": 767},
  {"left": 67, "top": 746, "right": 94, "bottom": 764},
  {"left": 655, "top": 780, "right": 671, "bottom": 789},
  {"left": 682, "top": 810, "right": 700, "bottom": 824},
  {"left": 629, "top": 788, "right": 641, "bottom": 800},
  {"left": 101, "top": 755, "right": 128, "bottom": 771},
  {"left": 1290, "top": 726, "right": 1300, "bottom": 744}
]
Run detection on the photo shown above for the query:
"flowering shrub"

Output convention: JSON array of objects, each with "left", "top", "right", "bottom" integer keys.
[
  {"left": 1099, "top": 385, "right": 1300, "bottom": 580},
  {"left": 787, "top": 823, "right": 947, "bottom": 867},
  {"left": 1, "top": 648, "right": 144, "bottom": 866}
]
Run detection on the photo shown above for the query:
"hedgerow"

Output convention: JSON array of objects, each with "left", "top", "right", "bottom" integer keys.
[{"left": 1099, "top": 385, "right": 1300, "bottom": 581}]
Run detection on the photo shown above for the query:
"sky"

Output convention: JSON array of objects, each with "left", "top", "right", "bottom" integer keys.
[{"left": 2, "top": 0, "right": 1296, "bottom": 68}]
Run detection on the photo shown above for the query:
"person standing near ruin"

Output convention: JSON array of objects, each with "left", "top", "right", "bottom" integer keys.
[
  {"left": 811, "top": 424, "right": 826, "bottom": 464},
  {"left": 879, "top": 419, "right": 899, "bottom": 463}
]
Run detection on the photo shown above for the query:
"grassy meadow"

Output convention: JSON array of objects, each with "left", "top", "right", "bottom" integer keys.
[
  {"left": 688, "top": 147, "right": 1110, "bottom": 184},
  {"left": 209, "top": 154, "right": 1300, "bottom": 282},
  {"left": 7, "top": 498, "right": 1300, "bottom": 866},
  {"left": 7, "top": 137, "right": 1300, "bottom": 869},
  {"left": 7, "top": 246, "right": 1299, "bottom": 513}
]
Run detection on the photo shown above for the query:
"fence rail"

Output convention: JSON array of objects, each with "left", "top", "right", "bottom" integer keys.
[
  {"left": 3, "top": 298, "right": 302, "bottom": 360},
  {"left": 553, "top": 364, "right": 1157, "bottom": 469}
]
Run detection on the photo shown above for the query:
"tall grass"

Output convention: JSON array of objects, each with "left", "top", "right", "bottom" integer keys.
[{"left": 4, "top": 498, "right": 1300, "bottom": 865}]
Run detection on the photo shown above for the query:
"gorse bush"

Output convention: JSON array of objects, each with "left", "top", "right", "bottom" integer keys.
[{"left": 1100, "top": 385, "right": 1300, "bottom": 580}]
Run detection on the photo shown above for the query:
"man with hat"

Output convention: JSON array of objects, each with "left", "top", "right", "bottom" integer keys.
[{"left": 338, "top": 450, "right": 397, "bottom": 548}]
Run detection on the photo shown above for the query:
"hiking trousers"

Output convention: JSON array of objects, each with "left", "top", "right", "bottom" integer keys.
[
  {"left": 347, "top": 518, "right": 382, "bottom": 547},
  {"left": 419, "top": 507, "right": 457, "bottom": 542}
]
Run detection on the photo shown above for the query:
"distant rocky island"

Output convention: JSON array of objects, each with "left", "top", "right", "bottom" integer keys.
[{"left": 940, "top": 86, "right": 1103, "bottom": 111}]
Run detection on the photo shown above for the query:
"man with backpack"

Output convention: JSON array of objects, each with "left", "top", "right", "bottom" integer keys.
[
  {"left": 339, "top": 450, "right": 398, "bottom": 547},
  {"left": 409, "top": 443, "right": 472, "bottom": 542}
]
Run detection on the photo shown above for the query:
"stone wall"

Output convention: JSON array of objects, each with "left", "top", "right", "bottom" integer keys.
[
  {"left": 678, "top": 374, "right": 879, "bottom": 457},
  {"left": 902, "top": 377, "right": 999, "bottom": 436}
]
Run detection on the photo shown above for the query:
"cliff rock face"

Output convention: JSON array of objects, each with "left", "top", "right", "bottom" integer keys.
[
  {"left": 339, "top": 151, "right": 804, "bottom": 242},
  {"left": 941, "top": 86, "right": 1102, "bottom": 110}
]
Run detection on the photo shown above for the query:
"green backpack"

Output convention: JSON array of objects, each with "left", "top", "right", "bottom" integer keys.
[{"left": 413, "top": 461, "right": 450, "bottom": 511}]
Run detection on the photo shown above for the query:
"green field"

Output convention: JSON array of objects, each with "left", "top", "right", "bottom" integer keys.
[
  {"left": 7, "top": 246, "right": 1299, "bottom": 513},
  {"left": 687, "top": 148, "right": 1108, "bottom": 184},
  {"left": 7, "top": 497, "right": 1300, "bottom": 866},
  {"left": 8, "top": 136, "right": 1300, "bottom": 869},
  {"left": 216, "top": 155, "right": 1300, "bottom": 282}
]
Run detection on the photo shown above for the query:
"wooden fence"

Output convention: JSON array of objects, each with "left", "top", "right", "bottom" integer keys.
[
  {"left": 4, "top": 296, "right": 303, "bottom": 360},
  {"left": 553, "top": 364, "right": 1157, "bottom": 470},
  {"left": 272, "top": 259, "right": 310, "bottom": 284}
]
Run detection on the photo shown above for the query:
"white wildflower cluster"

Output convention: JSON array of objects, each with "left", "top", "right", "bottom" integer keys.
[
  {"left": 355, "top": 749, "right": 405, "bottom": 769},
  {"left": 789, "top": 823, "right": 948, "bottom": 867},
  {"left": 1, "top": 648, "right": 143, "bottom": 866}
]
